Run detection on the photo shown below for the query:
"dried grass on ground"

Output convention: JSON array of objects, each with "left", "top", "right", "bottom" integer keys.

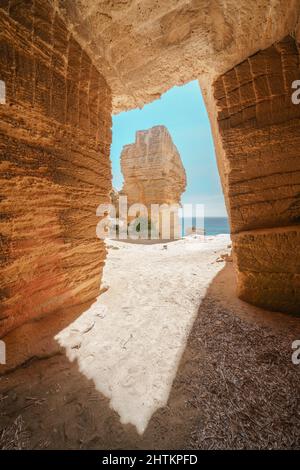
[{"left": 0, "top": 415, "right": 29, "bottom": 450}]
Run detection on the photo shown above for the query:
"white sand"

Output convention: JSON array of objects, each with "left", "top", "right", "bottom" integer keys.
[{"left": 55, "top": 234, "right": 231, "bottom": 434}]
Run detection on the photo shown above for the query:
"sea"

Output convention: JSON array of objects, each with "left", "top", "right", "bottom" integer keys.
[{"left": 181, "top": 217, "right": 229, "bottom": 236}]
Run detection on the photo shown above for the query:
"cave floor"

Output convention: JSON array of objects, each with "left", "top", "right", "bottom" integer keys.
[{"left": 1, "top": 236, "right": 300, "bottom": 449}]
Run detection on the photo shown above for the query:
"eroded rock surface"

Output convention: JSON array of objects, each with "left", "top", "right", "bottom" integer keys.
[
  {"left": 121, "top": 125, "right": 186, "bottom": 208},
  {"left": 120, "top": 126, "right": 186, "bottom": 238},
  {"left": 0, "top": 1, "right": 111, "bottom": 335},
  {"left": 52, "top": 0, "right": 300, "bottom": 113},
  {"left": 0, "top": 0, "right": 299, "bottom": 336},
  {"left": 48, "top": 0, "right": 300, "bottom": 313},
  {"left": 214, "top": 36, "right": 300, "bottom": 314}
]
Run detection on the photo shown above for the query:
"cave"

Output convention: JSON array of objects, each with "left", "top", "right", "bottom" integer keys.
[
  {"left": 0, "top": 0, "right": 300, "bottom": 451},
  {"left": 1, "top": 1, "right": 299, "bottom": 338}
]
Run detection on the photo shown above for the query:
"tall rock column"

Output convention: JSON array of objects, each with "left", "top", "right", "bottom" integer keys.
[
  {"left": 213, "top": 35, "right": 300, "bottom": 314},
  {"left": 120, "top": 125, "right": 186, "bottom": 238},
  {"left": 0, "top": 1, "right": 112, "bottom": 336}
]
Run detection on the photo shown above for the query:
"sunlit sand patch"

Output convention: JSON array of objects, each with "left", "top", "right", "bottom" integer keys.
[{"left": 55, "top": 235, "right": 230, "bottom": 434}]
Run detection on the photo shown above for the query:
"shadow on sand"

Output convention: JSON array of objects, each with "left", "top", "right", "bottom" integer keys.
[{"left": 1, "top": 263, "right": 300, "bottom": 449}]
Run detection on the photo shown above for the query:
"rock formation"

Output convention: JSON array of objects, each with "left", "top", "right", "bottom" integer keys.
[
  {"left": 49, "top": 0, "right": 300, "bottom": 313},
  {"left": 121, "top": 126, "right": 186, "bottom": 206},
  {"left": 0, "top": 1, "right": 111, "bottom": 336},
  {"left": 51, "top": 0, "right": 299, "bottom": 113},
  {"left": 109, "top": 188, "right": 120, "bottom": 209},
  {"left": 120, "top": 126, "right": 186, "bottom": 237},
  {"left": 0, "top": 0, "right": 299, "bottom": 338},
  {"left": 213, "top": 36, "right": 300, "bottom": 314}
]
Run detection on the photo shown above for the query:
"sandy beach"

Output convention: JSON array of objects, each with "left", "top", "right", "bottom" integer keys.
[
  {"left": 1, "top": 234, "right": 300, "bottom": 449},
  {"left": 56, "top": 234, "right": 232, "bottom": 434}
]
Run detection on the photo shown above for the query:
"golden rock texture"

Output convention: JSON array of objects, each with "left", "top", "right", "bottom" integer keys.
[
  {"left": 214, "top": 36, "right": 300, "bottom": 314},
  {"left": 0, "top": 0, "right": 299, "bottom": 327},
  {"left": 53, "top": 0, "right": 300, "bottom": 113},
  {"left": 51, "top": 0, "right": 300, "bottom": 315},
  {"left": 121, "top": 125, "right": 186, "bottom": 208},
  {"left": 0, "top": 1, "right": 111, "bottom": 335},
  {"left": 232, "top": 227, "right": 300, "bottom": 314}
]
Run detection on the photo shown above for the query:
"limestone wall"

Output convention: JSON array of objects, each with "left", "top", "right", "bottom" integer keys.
[
  {"left": 213, "top": 36, "right": 300, "bottom": 314},
  {"left": 53, "top": 1, "right": 300, "bottom": 113},
  {"left": 1, "top": 1, "right": 299, "bottom": 324},
  {"left": 0, "top": 0, "right": 112, "bottom": 336}
]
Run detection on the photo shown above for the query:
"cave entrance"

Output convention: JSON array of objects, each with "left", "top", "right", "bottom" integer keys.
[
  {"left": 1, "top": 1, "right": 300, "bottom": 448},
  {"left": 110, "top": 80, "right": 229, "bottom": 242},
  {"left": 57, "top": 80, "right": 230, "bottom": 434}
]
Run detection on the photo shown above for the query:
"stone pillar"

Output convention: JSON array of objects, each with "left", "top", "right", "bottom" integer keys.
[
  {"left": 120, "top": 125, "right": 186, "bottom": 239},
  {"left": 213, "top": 36, "right": 300, "bottom": 314},
  {"left": 0, "top": 0, "right": 112, "bottom": 335}
]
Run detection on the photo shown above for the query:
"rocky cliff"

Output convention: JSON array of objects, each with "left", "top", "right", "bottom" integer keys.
[
  {"left": 120, "top": 126, "right": 186, "bottom": 238},
  {"left": 0, "top": 0, "right": 299, "bottom": 336},
  {"left": 0, "top": 1, "right": 111, "bottom": 336},
  {"left": 213, "top": 36, "right": 300, "bottom": 314},
  {"left": 121, "top": 125, "right": 186, "bottom": 208}
]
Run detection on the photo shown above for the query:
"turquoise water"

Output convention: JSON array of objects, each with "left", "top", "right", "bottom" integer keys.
[{"left": 182, "top": 217, "right": 230, "bottom": 236}]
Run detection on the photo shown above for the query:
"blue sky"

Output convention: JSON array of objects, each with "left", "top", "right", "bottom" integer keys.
[{"left": 110, "top": 80, "right": 227, "bottom": 217}]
